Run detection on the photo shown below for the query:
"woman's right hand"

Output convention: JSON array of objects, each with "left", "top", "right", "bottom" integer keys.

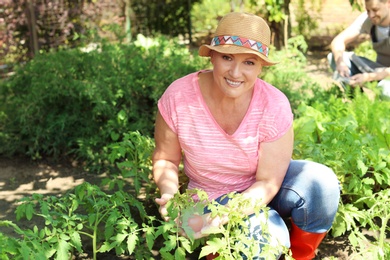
[{"left": 155, "top": 193, "right": 174, "bottom": 221}]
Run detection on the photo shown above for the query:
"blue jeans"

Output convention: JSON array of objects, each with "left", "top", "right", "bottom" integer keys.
[{"left": 208, "top": 160, "right": 340, "bottom": 258}]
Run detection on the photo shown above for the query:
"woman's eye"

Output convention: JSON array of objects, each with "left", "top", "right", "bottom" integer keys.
[
  {"left": 222, "top": 55, "right": 232, "bottom": 61},
  {"left": 245, "top": 61, "right": 255, "bottom": 65}
]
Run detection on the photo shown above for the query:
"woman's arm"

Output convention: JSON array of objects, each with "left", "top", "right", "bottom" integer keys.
[
  {"left": 153, "top": 110, "right": 182, "bottom": 219},
  {"left": 241, "top": 125, "right": 294, "bottom": 213}
]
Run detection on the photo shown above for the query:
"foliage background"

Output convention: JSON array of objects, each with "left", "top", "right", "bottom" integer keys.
[
  {"left": 0, "top": 0, "right": 389, "bottom": 259},
  {"left": 2, "top": 0, "right": 356, "bottom": 65}
]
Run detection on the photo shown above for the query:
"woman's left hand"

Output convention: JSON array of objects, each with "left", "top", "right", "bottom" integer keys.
[
  {"left": 180, "top": 213, "right": 226, "bottom": 239},
  {"left": 194, "top": 214, "right": 225, "bottom": 239}
]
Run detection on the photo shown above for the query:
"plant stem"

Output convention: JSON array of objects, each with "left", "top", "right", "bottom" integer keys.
[
  {"left": 78, "top": 231, "right": 93, "bottom": 239},
  {"left": 378, "top": 215, "right": 389, "bottom": 250},
  {"left": 92, "top": 208, "right": 100, "bottom": 260}
]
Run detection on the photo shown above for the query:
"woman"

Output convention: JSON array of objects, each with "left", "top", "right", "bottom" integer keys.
[{"left": 153, "top": 12, "right": 340, "bottom": 259}]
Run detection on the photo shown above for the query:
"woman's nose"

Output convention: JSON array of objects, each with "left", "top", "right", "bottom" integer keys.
[{"left": 229, "top": 62, "right": 242, "bottom": 77}]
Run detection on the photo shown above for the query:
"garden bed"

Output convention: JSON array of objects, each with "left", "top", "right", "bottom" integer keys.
[{"left": 0, "top": 156, "right": 352, "bottom": 259}]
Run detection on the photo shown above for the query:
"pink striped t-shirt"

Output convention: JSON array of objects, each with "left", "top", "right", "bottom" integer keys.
[{"left": 158, "top": 71, "right": 293, "bottom": 200}]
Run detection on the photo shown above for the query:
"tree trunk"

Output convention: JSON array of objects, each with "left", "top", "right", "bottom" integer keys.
[{"left": 27, "top": 0, "right": 39, "bottom": 57}]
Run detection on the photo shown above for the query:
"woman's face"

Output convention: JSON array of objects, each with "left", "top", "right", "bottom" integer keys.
[{"left": 210, "top": 51, "right": 263, "bottom": 98}]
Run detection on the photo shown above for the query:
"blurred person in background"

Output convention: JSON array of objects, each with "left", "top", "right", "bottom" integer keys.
[{"left": 328, "top": 0, "right": 390, "bottom": 99}]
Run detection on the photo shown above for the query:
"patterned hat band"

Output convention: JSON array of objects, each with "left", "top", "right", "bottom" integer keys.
[{"left": 211, "top": 36, "right": 269, "bottom": 57}]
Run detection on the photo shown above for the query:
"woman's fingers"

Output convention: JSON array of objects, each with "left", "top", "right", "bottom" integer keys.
[{"left": 155, "top": 194, "right": 174, "bottom": 221}]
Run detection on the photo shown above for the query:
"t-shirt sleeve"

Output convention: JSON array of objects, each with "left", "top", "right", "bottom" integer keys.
[
  {"left": 157, "top": 84, "right": 179, "bottom": 134},
  {"left": 347, "top": 12, "right": 371, "bottom": 35},
  {"left": 157, "top": 73, "right": 196, "bottom": 134},
  {"left": 260, "top": 82, "right": 293, "bottom": 143},
  {"left": 264, "top": 104, "right": 293, "bottom": 142}
]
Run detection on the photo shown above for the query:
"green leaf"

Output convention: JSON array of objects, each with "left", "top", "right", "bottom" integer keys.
[
  {"left": 155, "top": 222, "right": 175, "bottom": 238},
  {"left": 25, "top": 203, "right": 35, "bottom": 221},
  {"left": 114, "top": 233, "right": 128, "bottom": 244},
  {"left": 348, "top": 232, "right": 359, "bottom": 248},
  {"left": 111, "top": 132, "right": 120, "bottom": 141},
  {"left": 159, "top": 250, "right": 174, "bottom": 260},
  {"left": 178, "top": 237, "right": 192, "bottom": 253},
  {"left": 199, "top": 226, "right": 224, "bottom": 235},
  {"left": 145, "top": 226, "right": 156, "bottom": 250},
  {"left": 98, "top": 242, "right": 112, "bottom": 253},
  {"left": 15, "top": 204, "right": 26, "bottom": 221},
  {"left": 174, "top": 247, "right": 186, "bottom": 260},
  {"left": 117, "top": 109, "right": 127, "bottom": 121},
  {"left": 199, "top": 242, "right": 219, "bottom": 258},
  {"left": 104, "top": 212, "right": 117, "bottom": 239},
  {"left": 75, "top": 184, "right": 86, "bottom": 201},
  {"left": 55, "top": 238, "right": 71, "bottom": 260},
  {"left": 357, "top": 160, "right": 368, "bottom": 177},
  {"left": 374, "top": 161, "right": 387, "bottom": 171},
  {"left": 127, "top": 233, "right": 137, "bottom": 254},
  {"left": 20, "top": 241, "right": 31, "bottom": 260},
  {"left": 70, "top": 231, "right": 82, "bottom": 252},
  {"left": 88, "top": 213, "right": 97, "bottom": 226},
  {"left": 39, "top": 228, "right": 45, "bottom": 239},
  {"left": 163, "top": 235, "right": 177, "bottom": 251},
  {"left": 40, "top": 200, "right": 49, "bottom": 216},
  {"left": 59, "top": 233, "right": 70, "bottom": 241},
  {"left": 331, "top": 219, "right": 346, "bottom": 237},
  {"left": 76, "top": 223, "right": 83, "bottom": 230},
  {"left": 362, "top": 178, "right": 375, "bottom": 185}
]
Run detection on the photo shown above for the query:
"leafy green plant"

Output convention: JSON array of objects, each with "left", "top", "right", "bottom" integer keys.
[
  {"left": 0, "top": 229, "right": 23, "bottom": 260},
  {"left": 333, "top": 189, "right": 390, "bottom": 259},
  {"left": 0, "top": 221, "right": 53, "bottom": 260},
  {"left": 156, "top": 189, "right": 290, "bottom": 259},
  {"left": 1, "top": 187, "right": 290, "bottom": 259},
  {"left": 104, "top": 130, "right": 156, "bottom": 198},
  {"left": 292, "top": 91, "right": 390, "bottom": 259},
  {"left": 5, "top": 182, "right": 156, "bottom": 260}
]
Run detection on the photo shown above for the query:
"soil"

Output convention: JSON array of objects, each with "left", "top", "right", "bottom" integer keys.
[{"left": 0, "top": 53, "right": 356, "bottom": 259}]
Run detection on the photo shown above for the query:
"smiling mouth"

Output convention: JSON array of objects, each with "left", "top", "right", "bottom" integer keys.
[{"left": 226, "top": 78, "right": 243, "bottom": 87}]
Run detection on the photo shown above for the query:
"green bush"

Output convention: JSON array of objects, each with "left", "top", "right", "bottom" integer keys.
[{"left": 0, "top": 36, "right": 207, "bottom": 168}]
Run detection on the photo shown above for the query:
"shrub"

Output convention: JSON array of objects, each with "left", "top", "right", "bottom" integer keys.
[{"left": 0, "top": 36, "right": 207, "bottom": 169}]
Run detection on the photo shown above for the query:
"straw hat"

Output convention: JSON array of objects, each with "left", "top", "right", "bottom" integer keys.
[{"left": 198, "top": 12, "right": 277, "bottom": 66}]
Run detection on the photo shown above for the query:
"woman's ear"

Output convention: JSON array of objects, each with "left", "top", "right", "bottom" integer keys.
[{"left": 209, "top": 50, "right": 215, "bottom": 64}]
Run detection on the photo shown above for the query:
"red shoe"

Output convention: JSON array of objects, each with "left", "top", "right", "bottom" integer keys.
[{"left": 290, "top": 220, "right": 327, "bottom": 260}]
